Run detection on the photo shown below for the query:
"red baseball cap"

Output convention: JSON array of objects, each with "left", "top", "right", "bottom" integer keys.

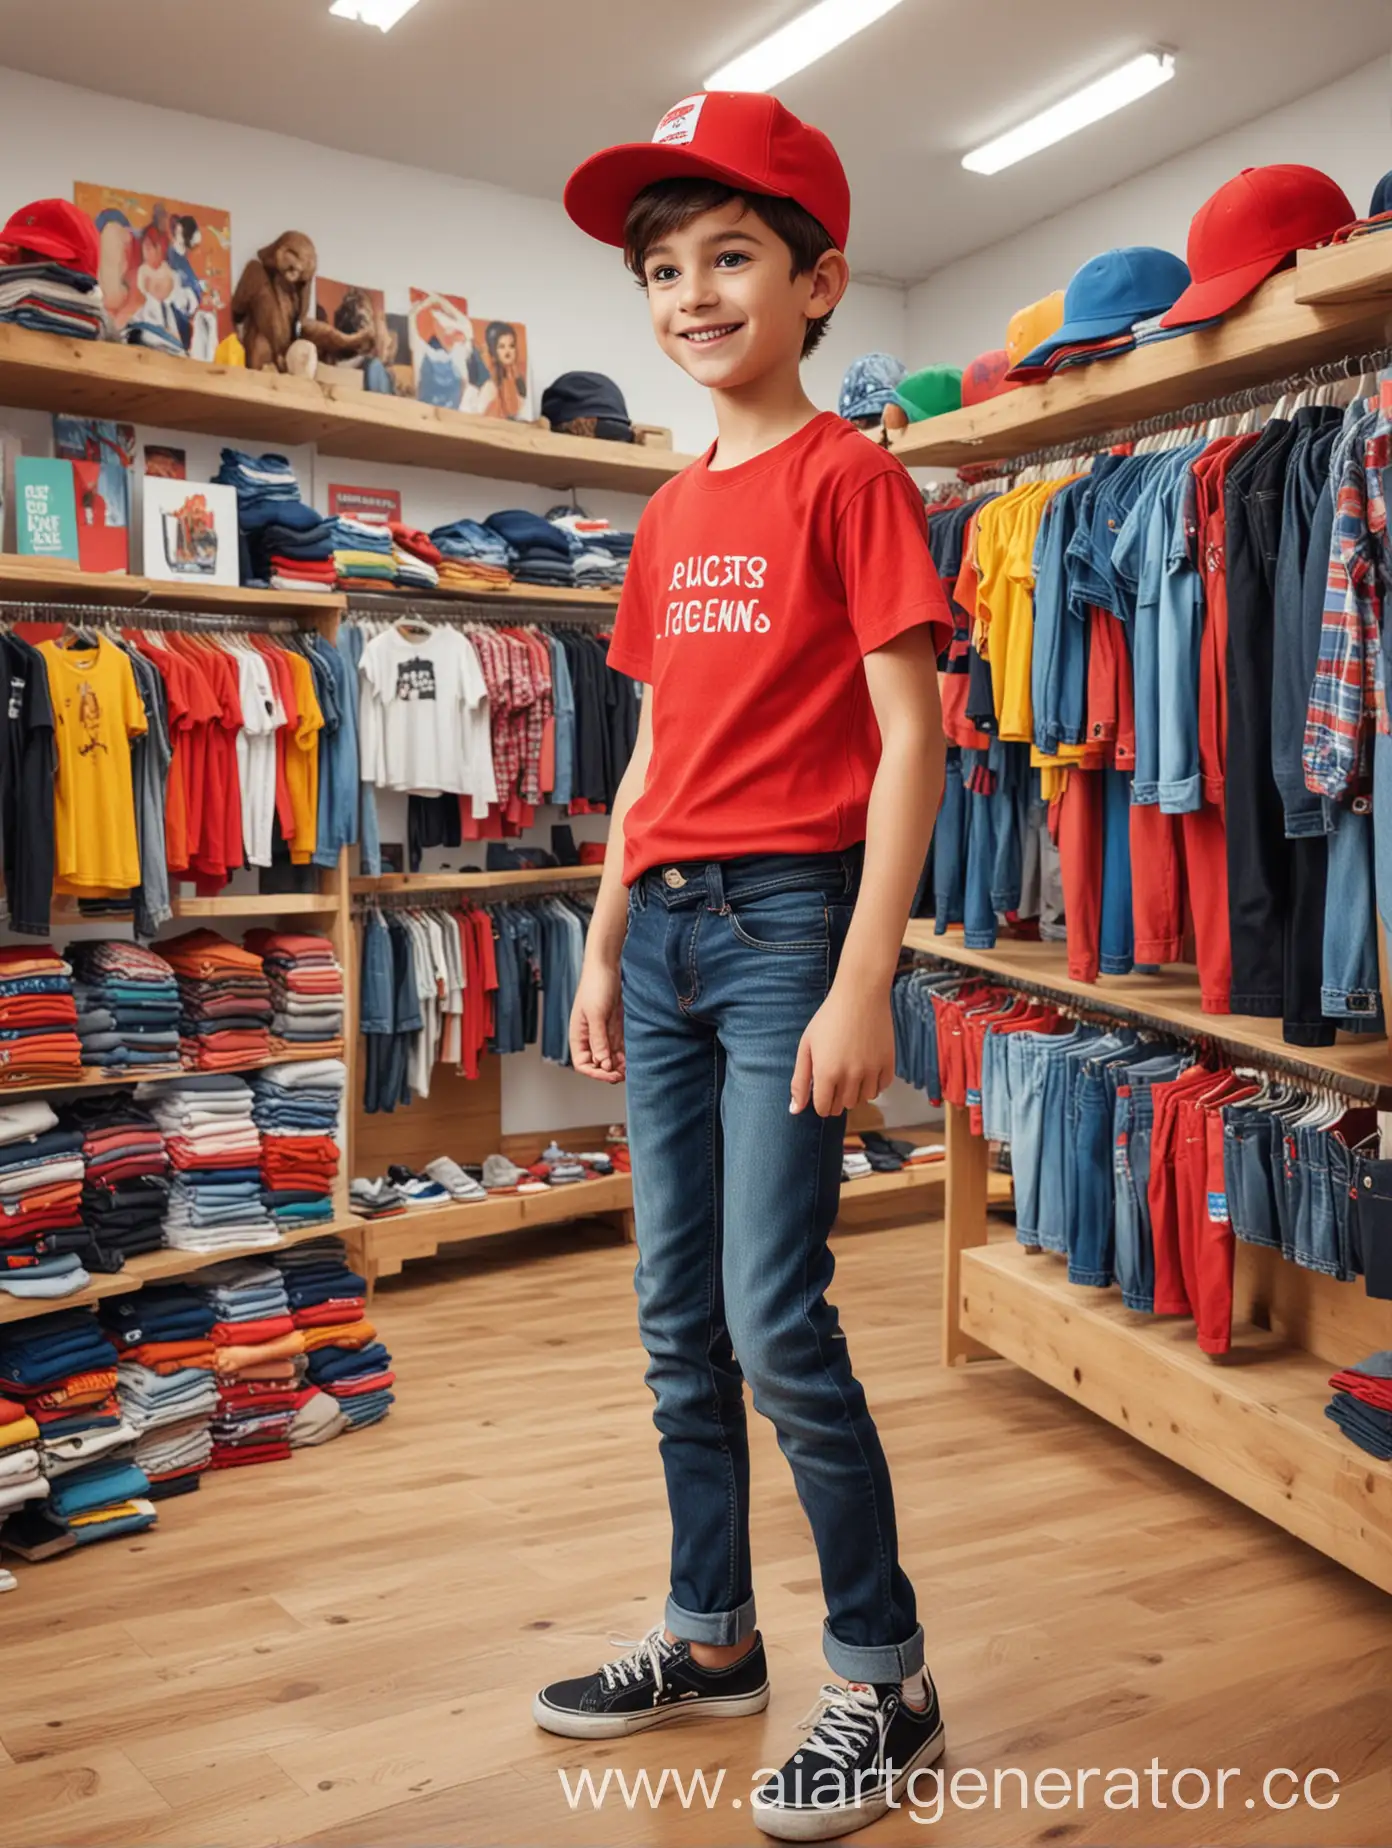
[
  {"left": 1159, "top": 164, "right": 1354, "bottom": 328},
  {"left": 565, "top": 92, "right": 850, "bottom": 253},
  {"left": 961, "top": 348, "right": 1019, "bottom": 407},
  {"left": 0, "top": 198, "right": 99, "bottom": 273}
]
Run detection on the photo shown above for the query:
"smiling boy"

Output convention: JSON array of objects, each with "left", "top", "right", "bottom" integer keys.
[{"left": 531, "top": 93, "right": 951, "bottom": 1841}]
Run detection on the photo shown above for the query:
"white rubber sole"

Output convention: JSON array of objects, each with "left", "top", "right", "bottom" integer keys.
[
  {"left": 532, "top": 1683, "right": 771, "bottom": 1740},
  {"left": 750, "top": 1719, "right": 947, "bottom": 1842}
]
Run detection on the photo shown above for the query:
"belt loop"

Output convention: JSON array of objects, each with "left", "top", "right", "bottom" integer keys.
[{"left": 704, "top": 861, "right": 726, "bottom": 913}]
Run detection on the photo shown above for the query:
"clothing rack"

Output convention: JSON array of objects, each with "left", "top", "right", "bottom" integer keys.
[
  {"left": 343, "top": 592, "right": 615, "bottom": 631},
  {"left": 972, "top": 341, "right": 1392, "bottom": 479},
  {"left": 352, "top": 877, "right": 599, "bottom": 911},
  {"left": 0, "top": 598, "right": 311, "bottom": 635}
]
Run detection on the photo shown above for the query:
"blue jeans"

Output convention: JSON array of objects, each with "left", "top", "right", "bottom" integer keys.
[
  {"left": 621, "top": 847, "right": 923, "bottom": 1682},
  {"left": 1112, "top": 1054, "right": 1187, "bottom": 1310}
]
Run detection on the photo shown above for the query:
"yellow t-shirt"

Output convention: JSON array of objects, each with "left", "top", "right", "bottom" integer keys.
[
  {"left": 282, "top": 651, "right": 324, "bottom": 865},
  {"left": 974, "top": 479, "right": 1080, "bottom": 745},
  {"left": 40, "top": 637, "right": 147, "bottom": 894}
]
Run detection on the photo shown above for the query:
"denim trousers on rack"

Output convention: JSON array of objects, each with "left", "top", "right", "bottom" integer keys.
[
  {"left": 1112, "top": 1054, "right": 1189, "bottom": 1311},
  {"left": 621, "top": 845, "right": 923, "bottom": 1682}
]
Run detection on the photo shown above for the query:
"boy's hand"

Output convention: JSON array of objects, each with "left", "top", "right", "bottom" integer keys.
[
  {"left": 790, "top": 982, "right": 895, "bottom": 1118},
  {"left": 570, "top": 961, "right": 626, "bottom": 1084}
]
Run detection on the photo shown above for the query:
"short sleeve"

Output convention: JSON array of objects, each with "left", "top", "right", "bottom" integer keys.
[
  {"left": 606, "top": 515, "right": 655, "bottom": 682},
  {"left": 120, "top": 652, "right": 149, "bottom": 739},
  {"left": 837, "top": 470, "right": 953, "bottom": 657}
]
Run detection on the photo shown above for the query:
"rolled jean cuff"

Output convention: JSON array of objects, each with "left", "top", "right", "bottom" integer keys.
[
  {"left": 665, "top": 1592, "right": 756, "bottom": 1648},
  {"left": 823, "top": 1619, "right": 924, "bottom": 1683}
]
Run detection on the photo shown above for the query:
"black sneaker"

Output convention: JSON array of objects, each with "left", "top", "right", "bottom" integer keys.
[
  {"left": 532, "top": 1626, "right": 770, "bottom": 1739},
  {"left": 751, "top": 1676, "right": 945, "bottom": 1841}
]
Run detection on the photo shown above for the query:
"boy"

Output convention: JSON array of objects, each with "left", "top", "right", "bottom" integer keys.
[{"left": 533, "top": 92, "right": 951, "bottom": 1841}]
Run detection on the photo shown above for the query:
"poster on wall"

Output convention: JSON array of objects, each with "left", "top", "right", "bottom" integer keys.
[
  {"left": 52, "top": 418, "right": 135, "bottom": 575},
  {"left": 328, "top": 484, "right": 402, "bottom": 527},
  {"left": 408, "top": 288, "right": 476, "bottom": 409},
  {"left": 15, "top": 459, "right": 79, "bottom": 563},
  {"left": 472, "top": 316, "right": 529, "bottom": 420},
  {"left": 142, "top": 479, "right": 240, "bottom": 586},
  {"left": 74, "top": 183, "right": 232, "bottom": 359},
  {"left": 314, "top": 278, "right": 414, "bottom": 397},
  {"left": 143, "top": 444, "right": 187, "bottom": 480}
]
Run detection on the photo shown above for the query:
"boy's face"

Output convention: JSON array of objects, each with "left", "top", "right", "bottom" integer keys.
[{"left": 640, "top": 199, "right": 835, "bottom": 390}]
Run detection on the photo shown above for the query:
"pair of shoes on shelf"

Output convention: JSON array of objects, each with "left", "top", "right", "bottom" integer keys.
[
  {"left": 533, "top": 1628, "right": 945, "bottom": 1842},
  {"left": 481, "top": 1153, "right": 548, "bottom": 1194},
  {"left": 350, "top": 1176, "right": 408, "bottom": 1218},
  {"left": 423, "top": 1157, "right": 487, "bottom": 1203},
  {"left": 385, "top": 1164, "right": 451, "bottom": 1208}
]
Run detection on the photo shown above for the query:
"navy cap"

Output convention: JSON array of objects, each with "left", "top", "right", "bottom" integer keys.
[
  {"left": 1018, "top": 246, "right": 1191, "bottom": 367},
  {"left": 1371, "top": 170, "right": 1392, "bottom": 218},
  {"left": 541, "top": 371, "right": 633, "bottom": 442}
]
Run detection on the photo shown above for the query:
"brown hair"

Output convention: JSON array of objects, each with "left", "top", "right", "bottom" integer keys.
[{"left": 623, "top": 178, "right": 837, "bottom": 359}]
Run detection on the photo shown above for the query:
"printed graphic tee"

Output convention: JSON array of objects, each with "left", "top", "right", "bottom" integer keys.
[
  {"left": 39, "top": 635, "right": 147, "bottom": 895},
  {"left": 358, "top": 623, "right": 496, "bottom": 806},
  {"left": 608, "top": 412, "right": 951, "bottom": 881}
]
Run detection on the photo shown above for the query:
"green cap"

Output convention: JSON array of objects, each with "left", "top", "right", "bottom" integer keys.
[{"left": 891, "top": 366, "right": 963, "bottom": 422}]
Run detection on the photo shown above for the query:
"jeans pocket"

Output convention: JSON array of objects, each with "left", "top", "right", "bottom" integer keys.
[{"left": 726, "top": 888, "right": 831, "bottom": 955}]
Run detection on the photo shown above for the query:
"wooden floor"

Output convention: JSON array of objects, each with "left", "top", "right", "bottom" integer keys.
[{"left": 3, "top": 1213, "right": 1392, "bottom": 1848}]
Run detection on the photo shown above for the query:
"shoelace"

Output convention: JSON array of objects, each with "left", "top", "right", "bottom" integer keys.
[
  {"left": 599, "top": 1627, "right": 676, "bottom": 1695},
  {"left": 793, "top": 1684, "right": 887, "bottom": 1772}
]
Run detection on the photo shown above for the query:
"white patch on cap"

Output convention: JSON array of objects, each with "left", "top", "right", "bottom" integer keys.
[{"left": 652, "top": 95, "right": 707, "bottom": 147}]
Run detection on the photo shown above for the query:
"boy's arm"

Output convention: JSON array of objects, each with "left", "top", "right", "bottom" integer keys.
[
  {"left": 791, "top": 625, "right": 944, "bottom": 1116},
  {"left": 570, "top": 690, "right": 653, "bottom": 1083}
]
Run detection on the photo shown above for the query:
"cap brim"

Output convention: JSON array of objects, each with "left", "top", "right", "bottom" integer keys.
[
  {"left": 565, "top": 142, "right": 796, "bottom": 247},
  {"left": 1157, "top": 251, "right": 1285, "bottom": 329},
  {"left": 1015, "top": 306, "right": 1173, "bottom": 368}
]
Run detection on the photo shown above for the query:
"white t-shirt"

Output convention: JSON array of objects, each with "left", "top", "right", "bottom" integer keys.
[
  {"left": 359, "top": 625, "right": 497, "bottom": 806},
  {"left": 234, "top": 647, "right": 280, "bottom": 868}
]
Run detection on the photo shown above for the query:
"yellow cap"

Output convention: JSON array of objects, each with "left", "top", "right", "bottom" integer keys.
[{"left": 1005, "top": 290, "right": 1065, "bottom": 368}]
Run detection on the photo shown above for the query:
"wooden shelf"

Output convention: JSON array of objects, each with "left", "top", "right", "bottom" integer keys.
[
  {"left": 355, "top": 1172, "right": 634, "bottom": 1278},
  {"left": 904, "top": 927, "right": 1392, "bottom": 1102},
  {"left": 0, "top": 1217, "right": 359, "bottom": 1326},
  {"left": 167, "top": 893, "right": 340, "bottom": 917},
  {"left": 350, "top": 866, "right": 603, "bottom": 895},
  {"left": 891, "top": 252, "right": 1392, "bottom": 468},
  {"left": 0, "top": 324, "right": 695, "bottom": 495},
  {"left": 1295, "top": 234, "right": 1392, "bottom": 307},
  {"left": 0, "top": 1038, "right": 343, "bottom": 1100},
  {"left": 0, "top": 555, "right": 343, "bottom": 620},
  {"left": 959, "top": 1238, "right": 1392, "bottom": 1596},
  {"left": 346, "top": 582, "right": 621, "bottom": 610}
]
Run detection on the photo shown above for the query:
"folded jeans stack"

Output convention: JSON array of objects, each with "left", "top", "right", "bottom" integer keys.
[
  {"left": 429, "top": 518, "right": 514, "bottom": 593},
  {"left": 0, "top": 945, "right": 83, "bottom": 1087},
  {"left": 1326, "top": 1352, "right": 1392, "bottom": 1460},
  {"left": 0, "top": 1311, "right": 154, "bottom": 1559},
  {"left": 212, "top": 449, "right": 329, "bottom": 590},
  {"left": 0, "top": 1099, "right": 89, "bottom": 1301},
  {"left": 198, "top": 1259, "right": 304, "bottom": 1467},
  {"left": 162, "top": 929, "right": 273, "bottom": 1070},
  {"left": 102, "top": 1283, "right": 218, "bottom": 1496},
  {"left": 485, "top": 508, "right": 575, "bottom": 589},
  {"left": 245, "top": 930, "right": 345, "bottom": 1053},
  {"left": 62, "top": 1091, "right": 170, "bottom": 1269},
  {"left": 250, "top": 1057, "right": 345, "bottom": 1231},
  {"left": 547, "top": 508, "right": 634, "bottom": 588},
  {"left": 136, "top": 1075, "right": 278, "bottom": 1252},
  {"left": 332, "top": 515, "right": 397, "bottom": 590},
  {"left": 70, "top": 941, "right": 181, "bottom": 1072}
]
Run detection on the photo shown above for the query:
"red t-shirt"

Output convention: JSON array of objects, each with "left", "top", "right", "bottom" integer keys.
[{"left": 607, "top": 412, "right": 951, "bottom": 883}]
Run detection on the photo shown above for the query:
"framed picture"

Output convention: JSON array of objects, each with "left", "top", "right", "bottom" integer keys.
[
  {"left": 315, "top": 278, "right": 414, "bottom": 397},
  {"left": 53, "top": 418, "right": 135, "bottom": 574},
  {"left": 74, "top": 183, "right": 232, "bottom": 360},
  {"left": 408, "top": 288, "right": 476, "bottom": 410},
  {"left": 472, "top": 317, "right": 529, "bottom": 420},
  {"left": 15, "top": 458, "right": 79, "bottom": 562},
  {"left": 142, "top": 479, "right": 240, "bottom": 586}
]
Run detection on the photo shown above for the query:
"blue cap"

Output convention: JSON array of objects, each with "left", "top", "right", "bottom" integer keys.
[
  {"left": 838, "top": 352, "right": 907, "bottom": 422},
  {"left": 1017, "top": 246, "right": 1191, "bottom": 367},
  {"left": 1371, "top": 170, "right": 1392, "bottom": 218}
]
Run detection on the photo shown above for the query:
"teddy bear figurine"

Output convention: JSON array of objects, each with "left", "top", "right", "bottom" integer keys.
[{"left": 230, "top": 231, "right": 374, "bottom": 375}]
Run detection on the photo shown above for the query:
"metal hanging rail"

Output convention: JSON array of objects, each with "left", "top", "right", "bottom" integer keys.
[
  {"left": 343, "top": 590, "right": 617, "bottom": 629},
  {"left": 0, "top": 598, "right": 311, "bottom": 634},
  {"left": 352, "top": 876, "right": 600, "bottom": 910},
  {"left": 964, "top": 342, "right": 1392, "bottom": 480}
]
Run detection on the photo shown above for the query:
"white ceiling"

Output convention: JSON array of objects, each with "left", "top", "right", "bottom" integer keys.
[{"left": 0, "top": 0, "right": 1388, "bottom": 284}]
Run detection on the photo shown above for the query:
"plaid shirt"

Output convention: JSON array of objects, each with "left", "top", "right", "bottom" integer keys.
[{"left": 1302, "top": 405, "right": 1389, "bottom": 802}]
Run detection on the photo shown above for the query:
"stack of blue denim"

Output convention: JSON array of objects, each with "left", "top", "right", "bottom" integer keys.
[
  {"left": 70, "top": 942, "right": 180, "bottom": 1071},
  {"left": 547, "top": 508, "right": 634, "bottom": 588},
  {"left": 212, "top": 449, "right": 330, "bottom": 588},
  {"left": 429, "top": 518, "right": 513, "bottom": 572},
  {"left": 485, "top": 508, "right": 575, "bottom": 588}
]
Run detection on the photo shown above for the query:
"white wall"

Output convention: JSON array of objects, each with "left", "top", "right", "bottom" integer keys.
[{"left": 907, "top": 60, "right": 1392, "bottom": 367}]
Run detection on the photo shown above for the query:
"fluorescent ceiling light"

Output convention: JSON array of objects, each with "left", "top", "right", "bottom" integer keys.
[
  {"left": 705, "top": 0, "right": 908, "bottom": 93},
  {"left": 328, "top": 0, "right": 422, "bottom": 31},
  {"left": 962, "top": 51, "right": 1176, "bottom": 175}
]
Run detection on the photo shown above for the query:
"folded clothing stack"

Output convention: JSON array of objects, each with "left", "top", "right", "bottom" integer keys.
[
  {"left": 0, "top": 1395, "right": 48, "bottom": 1535},
  {"left": 198, "top": 1259, "right": 303, "bottom": 1468},
  {"left": 137, "top": 1075, "right": 278, "bottom": 1253},
  {"left": 62, "top": 1091, "right": 170, "bottom": 1268},
  {"left": 332, "top": 515, "right": 397, "bottom": 590},
  {"left": 429, "top": 517, "right": 514, "bottom": 594},
  {"left": 274, "top": 1237, "right": 379, "bottom": 1442},
  {"left": 349, "top": 1176, "right": 408, "bottom": 1219},
  {"left": 296, "top": 1244, "right": 393, "bottom": 1431},
  {"left": 244, "top": 930, "right": 345, "bottom": 1053},
  {"left": 0, "top": 944, "right": 83, "bottom": 1087},
  {"left": 249, "top": 1058, "right": 345, "bottom": 1232},
  {"left": 0, "top": 1098, "right": 89, "bottom": 1301},
  {"left": 162, "top": 929, "right": 273, "bottom": 1070},
  {"left": 388, "top": 522, "right": 442, "bottom": 592},
  {"left": 547, "top": 508, "right": 634, "bottom": 588},
  {"left": 1326, "top": 1352, "right": 1392, "bottom": 1461},
  {"left": 102, "top": 1284, "right": 218, "bottom": 1497},
  {"left": 486, "top": 508, "right": 575, "bottom": 589},
  {"left": 211, "top": 449, "right": 331, "bottom": 590},
  {"left": 70, "top": 941, "right": 181, "bottom": 1072},
  {"left": 0, "top": 1311, "right": 156, "bottom": 1558},
  {"left": 0, "top": 260, "right": 108, "bottom": 340}
]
